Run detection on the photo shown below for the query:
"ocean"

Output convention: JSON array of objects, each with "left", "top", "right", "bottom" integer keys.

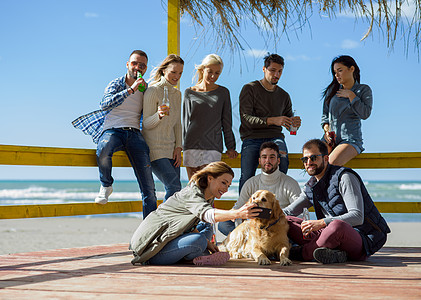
[{"left": 0, "top": 180, "right": 420, "bottom": 223}]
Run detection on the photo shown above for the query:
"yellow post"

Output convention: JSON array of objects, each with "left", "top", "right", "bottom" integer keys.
[{"left": 168, "top": 0, "right": 180, "bottom": 56}]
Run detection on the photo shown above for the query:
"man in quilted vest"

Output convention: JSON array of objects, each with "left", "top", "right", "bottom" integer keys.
[{"left": 283, "top": 139, "right": 390, "bottom": 264}]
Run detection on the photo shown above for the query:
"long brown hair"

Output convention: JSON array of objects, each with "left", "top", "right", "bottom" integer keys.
[
  {"left": 149, "top": 54, "right": 184, "bottom": 85},
  {"left": 322, "top": 55, "right": 361, "bottom": 107},
  {"left": 190, "top": 161, "right": 234, "bottom": 190}
]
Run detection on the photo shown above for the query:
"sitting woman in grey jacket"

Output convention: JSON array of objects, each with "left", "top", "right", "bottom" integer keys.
[
  {"left": 129, "top": 161, "right": 259, "bottom": 266},
  {"left": 321, "top": 55, "right": 373, "bottom": 166}
]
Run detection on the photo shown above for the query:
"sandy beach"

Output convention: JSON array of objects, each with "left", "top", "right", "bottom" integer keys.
[{"left": 1, "top": 217, "right": 420, "bottom": 255}]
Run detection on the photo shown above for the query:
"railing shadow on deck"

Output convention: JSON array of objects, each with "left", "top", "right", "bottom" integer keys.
[{"left": 0, "top": 144, "right": 420, "bottom": 219}]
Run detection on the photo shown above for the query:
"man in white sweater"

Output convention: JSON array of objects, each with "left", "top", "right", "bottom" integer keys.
[{"left": 218, "top": 141, "right": 301, "bottom": 235}]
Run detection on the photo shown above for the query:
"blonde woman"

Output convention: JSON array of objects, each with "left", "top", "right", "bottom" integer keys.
[
  {"left": 130, "top": 161, "right": 259, "bottom": 266},
  {"left": 183, "top": 54, "right": 238, "bottom": 179},
  {"left": 142, "top": 54, "right": 184, "bottom": 200}
]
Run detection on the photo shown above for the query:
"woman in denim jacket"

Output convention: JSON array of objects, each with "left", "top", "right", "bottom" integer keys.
[{"left": 321, "top": 55, "right": 373, "bottom": 166}]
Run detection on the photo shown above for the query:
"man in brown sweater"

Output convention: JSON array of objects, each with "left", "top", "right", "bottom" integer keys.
[{"left": 238, "top": 53, "right": 301, "bottom": 192}]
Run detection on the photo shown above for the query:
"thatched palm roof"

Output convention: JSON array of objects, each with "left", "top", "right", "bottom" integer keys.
[{"left": 178, "top": 0, "right": 421, "bottom": 54}]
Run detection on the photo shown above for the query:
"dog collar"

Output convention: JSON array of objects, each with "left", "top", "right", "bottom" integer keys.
[{"left": 260, "top": 217, "right": 281, "bottom": 230}]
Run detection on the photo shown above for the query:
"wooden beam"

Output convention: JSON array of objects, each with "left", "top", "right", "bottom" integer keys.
[
  {"left": 0, "top": 201, "right": 160, "bottom": 219},
  {"left": 1, "top": 145, "right": 421, "bottom": 169},
  {"left": 343, "top": 152, "right": 421, "bottom": 169},
  {"left": 0, "top": 145, "right": 130, "bottom": 167},
  {"left": 167, "top": 0, "right": 180, "bottom": 56},
  {"left": 0, "top": 200, "right": 419, "bottom": 219}
]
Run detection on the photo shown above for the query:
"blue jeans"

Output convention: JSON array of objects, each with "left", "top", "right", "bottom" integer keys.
[
  {"left": 196, "top": 221, "right": 214, "bottom": 241},
  {"left": 239, "top": 137, "right": 289, "bottom": 193},
  {"left": 96, "top": 128, "right": 157, "bottom": 218},
  {"left": 148, "top": 231, "right": 209, "bottom": 265},
  {"left": 151, "top": 158, "right": 181, "bottom": 201},
  {"left": 218, "top": 220, "right": 235, "bottom": 236}
]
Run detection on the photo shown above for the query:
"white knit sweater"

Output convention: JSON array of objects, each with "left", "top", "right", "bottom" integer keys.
[
  {"left": 142, "top": 77, "right": 182, "bottom": 161},
  {"left": 233, "top": 169, "right": 301, "bottom": 209}
]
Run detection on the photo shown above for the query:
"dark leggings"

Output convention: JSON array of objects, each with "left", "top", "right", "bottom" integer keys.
[{"left": 287, "top": 216, "right": 367, "bottom": 261}]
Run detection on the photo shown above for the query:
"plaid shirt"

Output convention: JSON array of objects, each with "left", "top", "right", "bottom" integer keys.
[{"left": 72, "top": 75, "right": 144, "bottom": 144}]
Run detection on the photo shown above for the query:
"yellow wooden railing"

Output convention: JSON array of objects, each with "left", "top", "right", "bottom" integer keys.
[{"left": 1, "top": 144, "right": 420, "bottom": 219}]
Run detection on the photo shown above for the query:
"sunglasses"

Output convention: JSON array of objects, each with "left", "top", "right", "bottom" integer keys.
[
  {"left": 300, "top": 154, "right": 323, "bottom": 164},
  {"left": 131, "top": 62, "right": 147, "bottom": 69}
]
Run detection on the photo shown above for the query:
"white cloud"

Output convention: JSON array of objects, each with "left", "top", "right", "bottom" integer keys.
[
  {"left": 84, "top": 12, "right": 99, "bottom": 18},
  {"left": 398, "top": 1, "right": 417, "bottom": 19},
  {"left": 341, "top": 39, "right": 360, "bottom": 49},
  {"left": 257, "top": 18, "right": 272, "bottom": 32},
  {"left": 336, "top": 1, "right": 416, "bottom": 19},
  {"left": 336, "top": 8, "right": 356, "bottom": 18},
  {"left": 245, "top": 49, "right": 268, "bottom": 58}
]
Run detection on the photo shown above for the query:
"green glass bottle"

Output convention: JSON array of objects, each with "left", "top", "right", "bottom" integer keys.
[{"left": 137, "top": 72, "right": 146, "bottom": 92}]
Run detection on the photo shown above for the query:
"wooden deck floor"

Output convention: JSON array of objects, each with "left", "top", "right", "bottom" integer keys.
[{"left": 0, "top": 244, "right": 420, "bottom": 299}]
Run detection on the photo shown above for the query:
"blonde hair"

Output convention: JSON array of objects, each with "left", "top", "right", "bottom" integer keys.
[
  {"left": 190, "top": 161, "right": 234, "bottom": 190},
  {"left": 149, "top": 54, "right": 184, "bottom": 85},
  {"left": 193, "top": 54, "right": 224, "bottom": 84}
]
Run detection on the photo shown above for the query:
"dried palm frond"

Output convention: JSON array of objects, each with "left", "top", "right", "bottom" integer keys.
[{"left": 175, "top": 0, "right": 421, "bottom": 55}]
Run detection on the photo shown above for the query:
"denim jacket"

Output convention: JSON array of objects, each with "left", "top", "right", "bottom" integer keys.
[{"left": 321, "top": 82, "right": 372, "bottom": 151}]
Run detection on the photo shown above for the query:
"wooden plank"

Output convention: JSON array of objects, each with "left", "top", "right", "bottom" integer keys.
[
  {"left": 0, "top": 245, "right": 420, "bottom": 299},
  {"left": 374, "top": 201, "right": 421, "bottom": 213},
  {"left": 1, "top": 201, "right": 419, "bottom": 219},
  {"left": 0, "top": 145, "right": 130, "bottom": 167},
  {"left": 344, "top": 152, "right": 421, "bottom": 169},
  {"left": 1, "top": 145, "right": 421, "bottom": 168},
  {"left": 0, "top": 201, "right": 140, "bottom": 219},
  {"left": 0, "top": 201, "right": 159, "bottom": 219},
  {"left": 167, "top": 0, "right": 180, "bottom": 55}
]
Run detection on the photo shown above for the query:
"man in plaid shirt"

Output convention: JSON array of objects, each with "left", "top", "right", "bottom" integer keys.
[{"left": 72, "top": 50, "right": 157, "bottom": 218}]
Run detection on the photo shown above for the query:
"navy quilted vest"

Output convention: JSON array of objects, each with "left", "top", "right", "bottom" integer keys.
[{"left": 304, "top": 165, "right": 391, "bottom": 256}]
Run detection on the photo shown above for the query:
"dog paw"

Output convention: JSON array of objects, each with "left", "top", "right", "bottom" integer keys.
[
  {"left": 232, "top": 253, "right": 243, "bottom": 259},
  {"left": 279, "top": 258, "right": 292, "bottom": 266},
  {"left": 257, "top": 255, "right": 271, "bottom": 265}
]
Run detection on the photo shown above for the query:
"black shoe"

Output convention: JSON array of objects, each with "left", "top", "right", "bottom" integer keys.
[
  {"left": 313, "top": 247, "right": 347, "bottom": 264},
  {"left": 289, "top": 245, "right": 304, "bottom": 261}
]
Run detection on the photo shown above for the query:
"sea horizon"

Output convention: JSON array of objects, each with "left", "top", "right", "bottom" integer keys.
[{"left": 1, "top": 179, "right": 420, "bottom": 223}]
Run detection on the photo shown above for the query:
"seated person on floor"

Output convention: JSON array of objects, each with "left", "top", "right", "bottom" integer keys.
[{"left": 283, "top": 139, "right": 390, "bottom": 264}]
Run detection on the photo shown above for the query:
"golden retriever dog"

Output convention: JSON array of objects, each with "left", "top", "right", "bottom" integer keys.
[{"left": 220, "top": 190, "right": 291, "bottom": 265}]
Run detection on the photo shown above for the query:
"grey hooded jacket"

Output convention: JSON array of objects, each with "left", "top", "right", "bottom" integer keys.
[{"left": 129, "top": 183, "right": 214, "bottom": 263}]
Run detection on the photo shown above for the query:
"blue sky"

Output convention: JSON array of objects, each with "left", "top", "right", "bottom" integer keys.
[{"left": 0, "top": 0, "right": 420, "bottom": 181}]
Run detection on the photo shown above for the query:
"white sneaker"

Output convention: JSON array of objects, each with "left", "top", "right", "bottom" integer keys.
[{"left": 95, "top": 185, "right": 113, "bottom": 204}]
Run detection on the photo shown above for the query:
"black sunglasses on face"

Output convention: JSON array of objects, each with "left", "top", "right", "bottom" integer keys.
[{"left": 300, "top": 154, "right": 323, "bottom": 164}]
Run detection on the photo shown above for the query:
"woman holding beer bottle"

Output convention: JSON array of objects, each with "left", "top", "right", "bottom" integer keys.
[
  {"left": 321, "top": 55, "right": 373, "bottom": 166},
  {"left": 142, "top": 54, "right": 184, "bottom": 200}
]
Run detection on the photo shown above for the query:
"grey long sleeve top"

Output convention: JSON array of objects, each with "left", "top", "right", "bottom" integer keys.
[
  {"left": 321, "top": 82, "right": 372, "bottom": 151},
  {"left": 283, "top": 172, "right": 364, "bottom": 227},
  {"left": 183, "top": 86, "right": 236, "bottom": 152}
]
